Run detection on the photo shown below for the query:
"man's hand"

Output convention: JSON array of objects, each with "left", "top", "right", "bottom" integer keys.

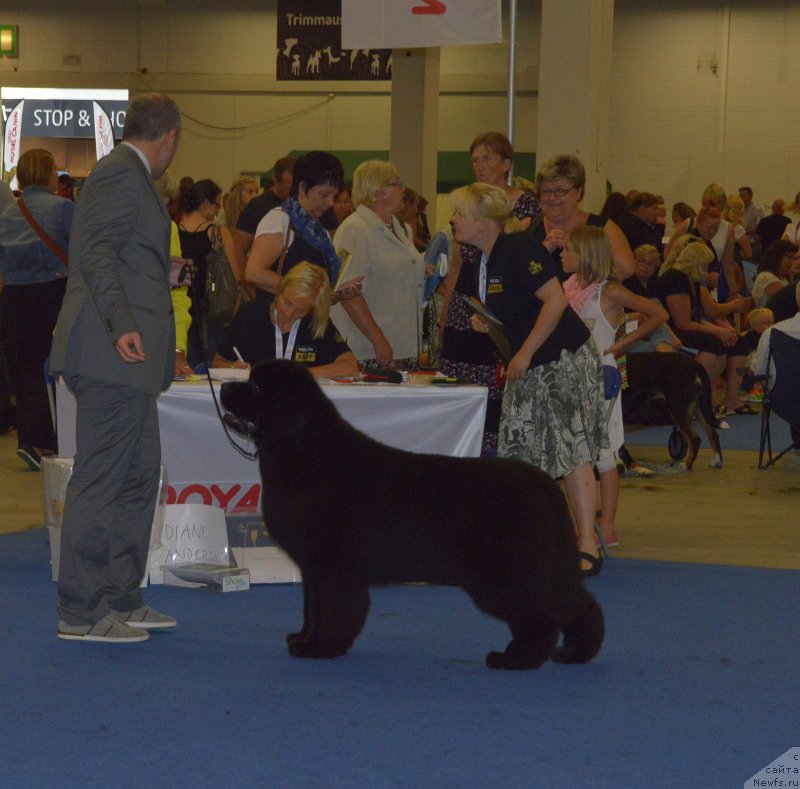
[{"left": 116, "top": 332, "right": 146, "bottom": 363}]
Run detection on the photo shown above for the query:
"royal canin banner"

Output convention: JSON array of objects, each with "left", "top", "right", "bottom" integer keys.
[
  {"left": 341, "top": 0, "right": 502, "bottom": 49},
  {"left": 2, "top": 99, "right": 23, "bottom": 186},
  {"left": 93, "top": 101, "right": 115, "bottom": 162}
]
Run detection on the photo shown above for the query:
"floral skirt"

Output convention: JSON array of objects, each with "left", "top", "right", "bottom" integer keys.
[
  {"left": 498, "top": 339, "right": 607, "bottom": 479},
  {"left": 439, "top": 292, "right": 503, "bottom": 453}
]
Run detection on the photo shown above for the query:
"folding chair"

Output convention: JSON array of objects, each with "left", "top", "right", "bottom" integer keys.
[
  {"left": 595, "top": 364, "right": 623, "bottom": 557},
  {"left": 757, "top": 329, "right": 800, "bottom": 469}
]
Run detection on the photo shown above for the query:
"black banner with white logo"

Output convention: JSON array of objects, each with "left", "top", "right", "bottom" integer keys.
[
  {"left": 1, "top": 98, "right": 127, "bottom": 139},
  {"left": 276, "top": 0, "right": 392, "bottom": 81}
]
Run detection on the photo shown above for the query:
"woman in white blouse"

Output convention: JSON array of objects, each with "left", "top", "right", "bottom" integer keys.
[{"left": 331, "top": 160, "right": 427, "bottom": 370}]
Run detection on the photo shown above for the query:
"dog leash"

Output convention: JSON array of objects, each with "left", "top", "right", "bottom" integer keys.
[
  {"left": 192, "top": 306, "right": 259, "bottom": 461},
  {"left": 203, "top": 368, "right": 259, "bottom": 461}
]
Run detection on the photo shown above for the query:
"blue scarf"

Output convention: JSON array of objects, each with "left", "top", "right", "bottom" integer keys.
[{"left": 281, "top": 196, "right": 342, "bottom": 285}]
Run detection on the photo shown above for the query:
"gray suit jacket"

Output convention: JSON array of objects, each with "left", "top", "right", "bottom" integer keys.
[{"left": 50, "top": 143, "right": 175, "bottom": 395}]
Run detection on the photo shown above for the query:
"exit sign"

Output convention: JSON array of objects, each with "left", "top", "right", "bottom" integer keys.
[{"left": 0, "top": 26, "right": 18, "bottom": 58}]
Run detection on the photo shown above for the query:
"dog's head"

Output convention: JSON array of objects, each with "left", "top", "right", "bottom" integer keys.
[{"left": 220, "top": 359, "right": 332, "bottom": 447}]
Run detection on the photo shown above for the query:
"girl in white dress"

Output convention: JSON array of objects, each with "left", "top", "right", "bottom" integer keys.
[{"left": 561, "top": 226, "right": 668, "bottom": 547}]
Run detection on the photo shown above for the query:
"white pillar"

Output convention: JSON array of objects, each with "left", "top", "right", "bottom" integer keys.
[
  {"left": 390, "top": 47, "right": 440, "bottom": 227},
  {"left": 536, "top": 0, "right": 615, "bottom": 212}
]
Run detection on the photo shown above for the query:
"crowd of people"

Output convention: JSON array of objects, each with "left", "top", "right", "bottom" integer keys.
[{"left": 1, "top": 98, "right": 799, "bottom": 639}]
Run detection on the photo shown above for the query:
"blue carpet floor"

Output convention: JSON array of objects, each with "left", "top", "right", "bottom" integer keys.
[{"left": 1, "top": 529, "right": 798, "bottom": 787}]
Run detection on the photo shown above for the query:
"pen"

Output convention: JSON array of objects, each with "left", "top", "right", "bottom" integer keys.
[{"left": 233, "top": 346, "right": 245, "bottom": 364}]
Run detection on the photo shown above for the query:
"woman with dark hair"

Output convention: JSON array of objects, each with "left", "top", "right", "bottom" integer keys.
[
  {"left": 439, "top": 131, "right": 541, "bottom": 454},
  {"left": 178, "top": 178, "right": 236, "bottom": 365},
  {"left": 752, "top": 239, "right": 800, "bottom": 308},
  {"left": 245, "top": 151, "right": 355, "bottom": 296},
  {"left": 0, "top": 148, "right": 73, "bottom": 469},
  {"left": 333, "top": 183, "right": 353, "bottom": 227}
]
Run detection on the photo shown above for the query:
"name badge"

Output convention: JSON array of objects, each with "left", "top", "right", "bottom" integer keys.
[
  {"left": 294, "top": 346, "right": 316, "bottom": 363},
  {"left": 487, "top": 276, "right": 503, "bottom": 295}
]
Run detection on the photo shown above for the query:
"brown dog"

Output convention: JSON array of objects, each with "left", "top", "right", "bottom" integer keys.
[{"left": 623, "top": 352, "right": 723, "bottom": 470}]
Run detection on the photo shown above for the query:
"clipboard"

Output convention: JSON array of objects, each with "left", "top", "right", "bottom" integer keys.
[{"left": 460, "top": 294, "right": 511, "bottom": 366}]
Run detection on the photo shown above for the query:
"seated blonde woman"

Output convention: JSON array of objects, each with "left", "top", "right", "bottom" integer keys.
[
  {"left": 653, "top": 239, "right": 754, "bottom": 415},
  {"left": 213, "top": 262, "right": 358, "bottom": 378}
]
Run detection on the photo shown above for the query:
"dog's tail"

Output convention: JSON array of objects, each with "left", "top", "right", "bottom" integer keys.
[{"left": 552, "top": 591, "right": 604, "bottom": 665}]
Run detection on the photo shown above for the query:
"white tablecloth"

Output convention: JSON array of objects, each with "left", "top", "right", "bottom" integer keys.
[{"left": 56, "top": 379, "right": 488, "bottom": 511}]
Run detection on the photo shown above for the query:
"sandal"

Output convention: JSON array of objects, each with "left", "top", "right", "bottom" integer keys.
[
  {"left": 625, "top": 462, "right": 654, "bottom": 478},
  {"left": 579, "top": 551, "right": 603, "bottom": 579},
  {"left": 727, "top": 403, "right": 757, "bottom": 416},
  {"left": 714, "top": 404, "right": 727, "bottom": 418}
]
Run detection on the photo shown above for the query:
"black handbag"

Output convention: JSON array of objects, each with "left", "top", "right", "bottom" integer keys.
[{"left": 204, "top": 225, "right": 247, "bottom": 325}]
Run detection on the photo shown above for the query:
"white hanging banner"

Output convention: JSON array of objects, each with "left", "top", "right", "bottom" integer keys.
[
  {"left": 93, "top": 100, "right": 116, "bottom": 162},
  {"left": 2, "top": 99, "right": 24, "bottom": 188},
  {"left": 341, "top": 0, "right": 502, "bottom": 49}
]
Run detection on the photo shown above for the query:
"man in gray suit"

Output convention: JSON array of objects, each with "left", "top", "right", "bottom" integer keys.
[{"left": 51, "top": 93, "right": 182, "bottom": 643}]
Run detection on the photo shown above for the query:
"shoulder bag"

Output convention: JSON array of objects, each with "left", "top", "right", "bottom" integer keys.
[{"left": 205, "top": 224, "right": 248, "bottom": 325}]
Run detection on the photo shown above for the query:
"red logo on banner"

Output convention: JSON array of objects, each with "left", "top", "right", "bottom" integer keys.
[{"left": 412, "top": 0, "right": 447, "bottom": 14}]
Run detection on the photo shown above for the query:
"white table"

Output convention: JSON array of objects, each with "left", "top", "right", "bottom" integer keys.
[
  {"left": 57, "top": 379, "right": 488, "bottom": 512},
  {"left": 57, "top": 378, "right": 486, "bottom": 583}
]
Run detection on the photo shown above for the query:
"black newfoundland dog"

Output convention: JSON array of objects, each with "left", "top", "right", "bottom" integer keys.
[{"left": 220, "top": 360, "right": 604, "bottom": 670}]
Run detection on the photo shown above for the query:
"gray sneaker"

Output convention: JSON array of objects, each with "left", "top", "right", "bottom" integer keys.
[
  {"left": 57, "top": 615, "right": 149, "bottom": 643},
  {"left": 108, "top": 605, "right": 177, "bottom": 630}
]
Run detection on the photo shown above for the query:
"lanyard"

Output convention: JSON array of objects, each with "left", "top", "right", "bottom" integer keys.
[
  {"left": 274, "top": 315, "right": 301, "bottom": 360},
  {"left": 478, "top": 252, "right": 488, "bottom": 303}
]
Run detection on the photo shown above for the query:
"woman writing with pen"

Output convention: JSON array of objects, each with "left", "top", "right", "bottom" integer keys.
[{"left": 212, "top": 262, "right": 358, "bottom": 378}]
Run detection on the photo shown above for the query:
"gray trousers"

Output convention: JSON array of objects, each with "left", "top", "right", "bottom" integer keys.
[{"left": 57, "top": 375, "right": 160, "bottom": 625}]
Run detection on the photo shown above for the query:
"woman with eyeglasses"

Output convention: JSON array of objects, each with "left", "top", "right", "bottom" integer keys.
[
  {"left": 439, "top": 132, "right": 541, "bottom": 454},
  {"left": 330, "top": 160, "right": 427, "bottom": 371},
  {"left": 530, "top": 154, "right": 635, "bottom": 282}
]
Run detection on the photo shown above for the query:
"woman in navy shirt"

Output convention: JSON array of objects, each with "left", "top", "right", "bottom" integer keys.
[
  {"left": 451, "top": 183, "right": 607, "bottom": 577},
  {"left": 213, "top": 262, "right": 358, "bottom": 379}
]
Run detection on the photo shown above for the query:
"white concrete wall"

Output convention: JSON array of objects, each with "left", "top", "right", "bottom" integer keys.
[
  {"left": 609, "top": 0, "right": 800, "bottom": 215},
  {"left": 0, "top": 0, "right": 537, "bottom": 193},
  {"left": 1, "top": 0, "right": 798, "bottom": 217}
]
